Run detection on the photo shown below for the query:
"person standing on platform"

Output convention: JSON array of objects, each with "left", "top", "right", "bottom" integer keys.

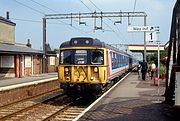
[
  {"left": 141, "top": 59, "right": 148, "bottom": 80},
  {"left": 150, "top": 61, "right": 156, "bottom": 80},
  {"left": 160, "top": 63, "right": 165, "bottom": 80},
  {"left": 137, "top": 61, "right": 141, "bottom": 78}
]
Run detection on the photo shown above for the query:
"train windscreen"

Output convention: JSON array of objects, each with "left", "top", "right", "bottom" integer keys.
[{"left": 60, "top": 49, "right": 104, "bottom": 65}]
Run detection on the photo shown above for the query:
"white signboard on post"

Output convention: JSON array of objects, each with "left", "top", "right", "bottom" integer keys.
[
  {"left": 128, "top": 26, "right": 159, "bottom": 42},
  {"left": 146, "top": 32, "right": 157, "bottom": 42},
  {"left": 128, "top": 26, "right": 155, "bottom": 32}
]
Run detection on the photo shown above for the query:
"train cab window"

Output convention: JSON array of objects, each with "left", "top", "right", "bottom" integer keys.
[
  {"left": 60, "top": 50, "right": 71, "bottom": 64},
  {"left": 74, "top": 50, "right": 87, "bottom": 64},
  {"left": 114, "top": 53, "right": 117, "bottom": 59},
  {"left": 91, "top": 50, "right": 104, "bottom": 64}
]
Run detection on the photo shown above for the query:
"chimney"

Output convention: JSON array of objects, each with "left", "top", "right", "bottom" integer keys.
[
  {"left": 6, "top": 11, "right": 9, "bottom": 20},
  {"left": 26, "top": 39, "right": 32, "bottom": 48}
]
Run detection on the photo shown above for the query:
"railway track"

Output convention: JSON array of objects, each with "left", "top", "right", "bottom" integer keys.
[
  {"left": 0, "top": 92, "right": 68, "bottom": 120},
  {"left": 0, "top": 88, "right": 61, "bottom": 109},
  {"left": 0, "top": 90, "right": 87, "bottom": 121},
  {"left": 43, "top": 98, "right": 85, "bottom": 121}
]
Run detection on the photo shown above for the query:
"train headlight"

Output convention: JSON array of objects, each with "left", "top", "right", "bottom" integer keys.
[
  {"left": 74, "top": 40, "right": 78, "bottom": 44},
  {"left": 85, "top": 40, "right": 90, "bottom": 44},
  {"left": 94, "top": 67, "right": 98, "bottom": 73},
  {"left": 65, "top": 68, "right": 69, "bottom": 75},
  {"left": 65, "top": 68, "right": 69, "bottom": 72}
]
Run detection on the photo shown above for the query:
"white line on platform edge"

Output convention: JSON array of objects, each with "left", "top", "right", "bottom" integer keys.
[
  {"left": 0, "top": 77, "right": 58, "bottom": 92},
  {"left": 73, "top": 72, "right": 131, "bottom": 121}
]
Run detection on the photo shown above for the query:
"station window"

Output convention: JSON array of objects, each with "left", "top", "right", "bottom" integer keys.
[{"left": 0, "top": 56, "right": 14, "bottom": 68}]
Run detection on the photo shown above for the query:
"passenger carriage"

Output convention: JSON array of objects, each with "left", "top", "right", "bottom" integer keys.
[{"left": 58, "top": 37, "right": 137, "bottom": 94}]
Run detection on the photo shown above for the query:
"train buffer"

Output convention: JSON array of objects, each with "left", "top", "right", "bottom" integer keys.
[{"left": 77, "top": 72, "right": 178, "bottom": 121}]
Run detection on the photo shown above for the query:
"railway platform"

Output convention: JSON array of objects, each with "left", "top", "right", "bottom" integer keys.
[
  {"left": 77, "top": 72, "right": 177, "bottom": 121},
  {"left": 0, "top": 72, "right": 57, "bottom": 88},
  {"left": 0, "top": 72, "right": 58, "bottom": 107}
]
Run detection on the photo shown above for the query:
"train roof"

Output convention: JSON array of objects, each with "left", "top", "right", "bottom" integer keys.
[{"left": 60, "top": 37, "right": 130, "bottom": 55}]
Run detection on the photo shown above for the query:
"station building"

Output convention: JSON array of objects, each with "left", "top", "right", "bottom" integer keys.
[{"left": 0, "top": 15, "right": 44, "bottom": 78}]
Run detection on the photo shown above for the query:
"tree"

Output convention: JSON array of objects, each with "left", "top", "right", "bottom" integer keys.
[
  {"left": 46, "top": 43, "right": 52, "bottom": 52},
  {"left": 147, "top": 50, "right": 168, "bottom": 66}
]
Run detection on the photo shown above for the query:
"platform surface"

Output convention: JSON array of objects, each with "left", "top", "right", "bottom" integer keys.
[
  {"left": 0, "top": 73, "right": 57, "bottom": 88},
  {"left": 79, "top": 72, "right": 175, "bottom": 121}
]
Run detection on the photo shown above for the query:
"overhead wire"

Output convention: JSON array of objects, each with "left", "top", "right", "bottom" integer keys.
[
  {"left": 79, "top": 0, "right": 93, "bottom": 12},
  {"left": 10, "top": 18, "right": 69, "bottom": 25},
  {"left": 89, "top": 0, "right": 101, "bottom": 11},
  {"left": 13, "top": 0, "right": 45, "bottom": 15},
  {"left": 79, "top": 0, "right": 124, "bottom": 41},
  {"left": 29, "top": 0, "right": 59, "bottom": 13},
  {"left": 11, "top": 18, "right": 42, "bottom": 23},
  {"left": 131, "top": 0, "right": 137, "bottom": 23},
  {"left": 88, "top": 0, "right": 128, "bottom": 43},
  {"left": 29, "top": 0, "right": 97, "bottom": 36},
  {"left": 131, "top": 0, "right": 137, "bottom": 44},
  {"left": 26, "top": 0, "right": 108, "bottom": 39},
  {"left": 76, "top": 0, "right": 107, "bottom": 39},
  {"left": 12, "top": 0, "right": 91, "bottom": 36}
]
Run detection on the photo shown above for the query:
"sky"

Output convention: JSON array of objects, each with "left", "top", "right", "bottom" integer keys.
[{"left": 0, "top": 0, "right": 177, "bottom": 50}]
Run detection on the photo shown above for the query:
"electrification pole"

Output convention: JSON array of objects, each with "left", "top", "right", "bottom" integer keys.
[
  {"left": 157, "top": 31, "right": 160, "bottom": 97},
  {"left": 43, "top": 17, "right": 46, "bottom": 73},
  {"left": 144, "top": 16, "right": 147, "bottom": 62}
]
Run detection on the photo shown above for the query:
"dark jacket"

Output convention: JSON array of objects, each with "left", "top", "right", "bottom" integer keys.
[{"left": 141, "top": 61, "right": 148, "bottom": 72}]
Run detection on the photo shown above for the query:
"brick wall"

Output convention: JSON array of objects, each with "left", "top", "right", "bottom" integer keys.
[{"left": 25, "top": 68, "right": 32, "bottom": 76}]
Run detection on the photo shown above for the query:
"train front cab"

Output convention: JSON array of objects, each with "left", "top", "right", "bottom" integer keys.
[{"left": 58, "top": 47, "right": 108, "bottom": 93}]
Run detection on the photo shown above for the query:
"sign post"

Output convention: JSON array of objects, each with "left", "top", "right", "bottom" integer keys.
[
  {"left": 157, "top": 31, "right": 160, "bottom": 97},
  {"left": 128, "top": 26, "right": 155, "bottom": 32}
]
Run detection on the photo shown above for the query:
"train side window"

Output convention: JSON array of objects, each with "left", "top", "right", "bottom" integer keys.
[
  {"left": 114, "top": 53, "right": 116, "bottom": 59},
  {"left": 91, "top": 50, "right": 104, "bottom": 64},
  {"left": 111, "top": 52, "right": 114, "bottom": 58},
  {"left": 122, "top": 55, "right": 125, "bottom": 66},
  {"left": 121, "top": 55, "right": 123, "bottom": 66}
]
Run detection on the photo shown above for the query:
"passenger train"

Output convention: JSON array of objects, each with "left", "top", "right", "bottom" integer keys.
[{"left": 57, "top": 37, "right": 137, "bottom": 94}]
